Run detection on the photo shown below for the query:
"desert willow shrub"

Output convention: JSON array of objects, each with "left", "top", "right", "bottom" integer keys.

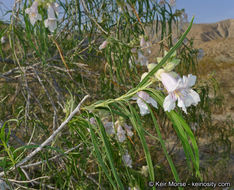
[{"left": 0, "top": 0, "right": 221, "bottom": 189}]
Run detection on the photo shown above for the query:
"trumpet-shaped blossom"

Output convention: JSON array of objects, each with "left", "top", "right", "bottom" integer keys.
[
  {"left": 161, "top": 72, "right": 200, "bottom": 113},
  {"left": 99, "top": 40, "right": 108, "bottom": 50},
  {"left": 132, "top": 91, "right": 158, "bottom": 116},
  {"left": 44, "top": 3, "right": 58, "bottom": 32},
  {"left": 123, "top": 123, "right": 133, "bottom": 137},
  {"left": 103, "top": 121, "right": 115, "bottom": 135},
  {"left": 116, "top": 125, "right": 126, "bottom": 142},
  {"left": 87, "top": 117, "right": 96, "bottom": 132},
  {"left": 122, "top": 151, "right": 132, "bottom": 168},
  {"left": 115, "top": 121, "right": 133, "bottom": 142},
  {"left": 89, "top": 117, "right": 96, "bottom": 125},
  {"left": 25, "top": 1, "right": 42, "bottom": 25},
  {"left": 137, "top": 51, "right": 148, "bottom": 66}
]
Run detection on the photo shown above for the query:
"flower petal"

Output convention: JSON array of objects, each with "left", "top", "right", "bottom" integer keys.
[
  {"left": 163, "top": 94, "right": 176, "bottom": 112},
  {"left": 161, "top": 72, "right": 179, "bottom": 92},
  {"left": 137, "top": 98, "right": 149, "bottom": 116},
  {"left": 147, "top": 97, "right": 158, "bottom": 109},
  {"left": 189, "top": 89, "right": 200, "bottom": 105},
  {"left": 185, "top": 74, "right": 196, "bottom": 88},
  {"left": 177, "top": 97, "right": 187, "bottom": 114}
]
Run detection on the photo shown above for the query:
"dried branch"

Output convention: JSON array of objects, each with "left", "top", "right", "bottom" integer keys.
[{"left": 0, "top": 95, "right": 89, "bottom": 177}]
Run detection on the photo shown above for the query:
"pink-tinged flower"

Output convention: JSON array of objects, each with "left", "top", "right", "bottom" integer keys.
[
  {"left": 122, "top": 151, "right": 132, "bottom": 168},
  {"left": 86, "top": 117, "right": 96, "bottom": 132},
  {"left": 99, "top": 40, "right": 108, "bottom": 50},
  {"left": 169, "top": 0, "right": 176, "bottom": 7},
  {"left": 161, "top": 72, "right": 200, "bottom": 113},
  {"left": 116, "top": 125, "right": 126, "bottom": 142},
  {"left": 132, "top": 91, "right": 158, "bottom": 116},
  {"left": 103, "top": 121, "right": 115, "bottom": 135},
  {"left": 123, "top": 124, "right": 133, "bottom": 137},
  {"left": 25, "top": 1, "right": 42, "bottom": 25},
  {"left": 137, "top": 51, "right": 148, "bottom": 66},
  {"left": 89, "top": 117, "right": 96, "bottom": 125},
  {"left": 44, "top": 3, "right": 58, "bottom": 32},
  {"left": 140, "top": 36, "right": 151, "bottom": 55}
]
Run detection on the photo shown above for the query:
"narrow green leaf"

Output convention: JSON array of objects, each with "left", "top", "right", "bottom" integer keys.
[{"left": 95, "top": 116, "right": 125, "bottom": 190}]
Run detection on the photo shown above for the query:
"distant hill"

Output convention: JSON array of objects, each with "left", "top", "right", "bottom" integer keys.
[{"left": 187, "top": 19, "right": 234, "bottom": 62}]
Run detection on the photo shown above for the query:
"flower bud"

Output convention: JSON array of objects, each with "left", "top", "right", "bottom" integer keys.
[{"left": 147, "top": 63, "right": 157, "bottom": 72}]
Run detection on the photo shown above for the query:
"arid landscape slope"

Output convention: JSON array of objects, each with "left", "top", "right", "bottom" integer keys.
[
  {"left": 188, "top": 19, "right": 234, "bottom": 119},
  {"left": 188, "top": 19, "right": 234, "bottom": 62}
]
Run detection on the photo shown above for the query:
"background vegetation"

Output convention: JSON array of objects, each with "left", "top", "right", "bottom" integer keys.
[{"left": 0, "top": 0, "right": 233, "bottom": 189}]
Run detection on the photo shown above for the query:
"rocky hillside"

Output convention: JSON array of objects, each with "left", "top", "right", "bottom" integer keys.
[
  {"left": 188, "top": 19, "right": 234, "bottom": 119},
  {"left": 188, "top": 19, "right": 234, "bottom": 62}
]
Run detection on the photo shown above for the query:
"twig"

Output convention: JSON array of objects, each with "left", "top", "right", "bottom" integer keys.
[
  {"left": 33, "top": 67, "right": 58, "bottom": 131},
  {"left": 20, "top": 144, "right": 83, "bottom": 168},
  {"left": 80, "top": 0, "right": 108, "bottom": 35},
  {"left": 0, "top": 95, "right": 89, "bottom": 177},
  {"left": 5, "top": 176, "right": 49, "bottom": 184}
]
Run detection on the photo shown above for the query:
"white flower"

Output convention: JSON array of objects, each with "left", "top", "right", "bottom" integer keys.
[
  {"left": 116, "top": 125, "right": 126, "bottom": 142},
  {"left": 44, "top": 3, "right": 58, "bottom": 32},
  {"left": 140, "top": 36, "right": 151, "bottom": 55},
  {"left": 169, "top": 0, "right": 176, "bottom": 7},
  {"left": 1, "top": 36, "right": 6, "bottom": 44},
  {"left": 87, "top": 117, "right": 96, "bottom": 132},
  {"left": 197, "top": 48, "right": 204, "bottom": 60},
  {"left": 99, "top": 40, "right": 108, "bottom": 50},
  {"left": 190, "top": 122, "right": 198, "bottom": 131},
  {"left": 51, "top": 2, "right": 59, "bottom": 17},
  {"left": 25, "top": 1, "right": 42, "bottom": 25},
  {"left": 123, "top": 124, "right": 133, "bottom": 137},
  {"left": 129, "top": 187, "right": 139, "bottom": 190},
  {"left": 118, "top": 7, "right": 123, "bottom": 13},
  {"left": 140, "top": 165, "right": 148, "bottom": 177},
  {"left": 161, "top": 72, "right": 200, "bottom": 113},
  {"left": 125, "top": 3, "right": 133, "bottom": 17},
  {"left": 89, "top": 117, "right": 96, "bottom": 125},
  {"left": 137, "top": 51, "right": 148, "bottom": 66},
  {"left": 128, "top": 56, "right": 136, "bottom": 68},
  {"left": 122, "top": 151, "right": 132, "bottom": 168},
  {"left": 103, "top": 121, "right": 115, "bottom": 135},
  {"left": 132, "top": 91, "right": 158, "bottom": 116}
]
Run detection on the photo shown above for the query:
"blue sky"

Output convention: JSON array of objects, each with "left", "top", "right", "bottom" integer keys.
[
  {"left": 176, "top": 0, "right": 234, "bottom": 23},
  {"left": 1, "top": 0, "right": 234, "bottom": 23}
]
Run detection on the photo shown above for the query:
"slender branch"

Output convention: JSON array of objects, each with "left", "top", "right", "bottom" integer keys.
[
  {"left": 0, "top": 95, "right": 89, "bottom": 177},
  {"left": 80, "top": 0, "right": 108, "bottom": 35},
  {"left": 20, "top": 144, "right": 83, "bottom": 168},
  {"left": 4, "top": 176, "right": 49, "bottom": 184}
]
